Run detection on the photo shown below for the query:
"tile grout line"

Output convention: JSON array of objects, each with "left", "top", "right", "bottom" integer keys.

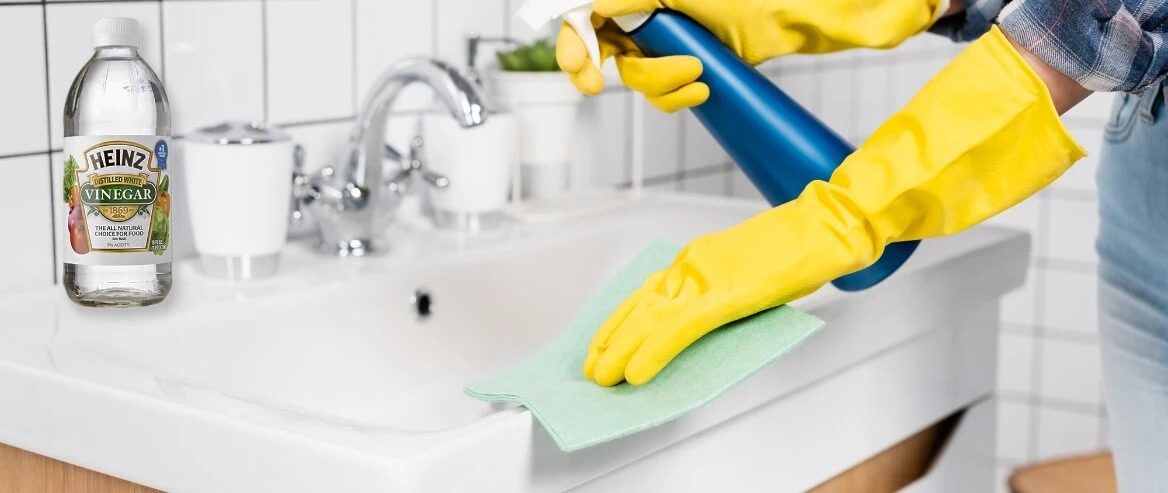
[
  {"left": 157, "top": 0, "right": 165, "bottom": 77},
  {"left": 1003, "top": 323, "right": 1100, "bottom": 345},
  {"left": 274, "top": 115, "right": 356, "bottom": 129},
  {"left": 350, "top": 0, "right": 357, "bottom": 115},
  {"left": 1036, "top": 256, "right": 1098, "bottom": 274},
  {"left": 1000, "top": 390, "right": 1107, "bottom": 416},
  {"left": 22, "top": 0, "right": 155, "bottom": 4},
  {"left": 1097, "top": 405, "right": 1109, "bottom": 449},
  {"left": 502, "top": 0, "right": 511, "bottom": 36},
  {"left": 722, "top": 161, "right": 734, "bottom": 197},
  {"left": 22, "top": 0, "right": 263, "bottom": 4},
  {"left": 676, "top": 111, "right": 687, "bottom": 184},
  {"left": 623, "top": 92, "right": 633, "bottom": 183},
  {"left": 1027, "top": 193, "right": 1053, "bottom": 461},
  {"left": 260, "top": 0, "right": 270, "bottom": 124},
  {"left": 845, "top": 59, "right": 858, "bottom": 142},
  {"left": 675, "top": 163, "right": 727, "bottom": 183},
  {"left": 0, "top": 149, "right": 53, "bottom": 161},
  {"left": 431, "top": 0, "right": 439, "bottom": 57},
  {"left": 40, "top": 0, "right": 57, "bottom": 284}
]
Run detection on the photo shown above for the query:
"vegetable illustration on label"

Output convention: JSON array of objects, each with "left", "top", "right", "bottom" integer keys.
[{"left": 63, "top": 154, "right": 88, "bottom": 254}]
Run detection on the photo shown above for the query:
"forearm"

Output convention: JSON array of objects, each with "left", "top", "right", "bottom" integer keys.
[
  {"left": 932, "top": 1, "right": 1090, "bottom": 114},
  {"left": 1005, "top": 33, "right": 1092, "bottom": 115},
  {"left": 941, "top": 0, "right": 964, "bottom": 17}
]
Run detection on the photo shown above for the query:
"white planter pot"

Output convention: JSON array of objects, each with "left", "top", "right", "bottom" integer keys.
[{"left": 491, "top": 71, "right": 582, "bottom": 198}]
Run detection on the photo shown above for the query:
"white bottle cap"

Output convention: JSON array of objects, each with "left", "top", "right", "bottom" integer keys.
[
  {"left": 613, "top": 12, "right": 652, "bottom": 32},
  {"left": 92, "top": 17, "right": 139, "bottom": 48}
]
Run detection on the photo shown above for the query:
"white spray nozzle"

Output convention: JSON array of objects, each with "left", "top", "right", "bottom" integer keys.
[
  {"left": 518, "top": 0, "right": 602, "bottom": 69},
  {"left": 562, "top": 7, "right": 603, "bottom": 70},
  {"left": 517, "top": 0, "right": 654, "bottom": 70}
]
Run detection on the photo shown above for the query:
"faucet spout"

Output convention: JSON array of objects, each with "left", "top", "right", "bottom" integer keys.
[
  {"left": 354, "top": 58, "right": 487, "bottom": 144},
  {"left": 306, "top": 57, "right": 489, "bottom": 256}
]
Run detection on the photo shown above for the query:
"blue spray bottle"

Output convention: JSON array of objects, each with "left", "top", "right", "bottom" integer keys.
[{"left": 517, "top": 4, "right": 919, "bottom": 291}]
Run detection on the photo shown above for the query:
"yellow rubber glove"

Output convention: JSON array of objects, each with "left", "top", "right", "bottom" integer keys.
[
  {"left": 584, "top": 26, "right": 1086, "bottom": 387},
  {"left": 558, "top": 0, "right": 948, "bottom": 112}
]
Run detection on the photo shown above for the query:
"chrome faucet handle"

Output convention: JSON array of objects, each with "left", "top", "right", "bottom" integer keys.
[
  {"left": 384, "top": 136, "right": 449, "bottom": 194},
  {"left": 408, "top": 137, "right": 451, "bottom": 190},
  {"left": 420, "top": 170, "right": 450, "bottom": 190},
  {"left": 288, "top": 144, "right": 318, "bottom": 238},
  {"left": 383, "top": 143, "right": 403, "bottom": 163}
]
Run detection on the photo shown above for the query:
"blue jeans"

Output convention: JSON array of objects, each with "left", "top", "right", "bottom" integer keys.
[{"left": 1098, "top": 84, "right": 1168, "bottom": 491}]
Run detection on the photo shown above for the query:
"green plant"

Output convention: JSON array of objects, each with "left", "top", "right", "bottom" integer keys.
[
  {"left": 63, "top": 155, "right": 78, "bottom": 205},
  {"left": 496, "top": 39, "right": 560, "bottom": 72}
]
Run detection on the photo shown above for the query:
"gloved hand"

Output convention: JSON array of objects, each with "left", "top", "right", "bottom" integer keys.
[
  {"left": 584, "top": 26, "right": 1086, "bottom": 386},
  {"left": 558, "top": 0, "right": 949, "bottom": 112}
]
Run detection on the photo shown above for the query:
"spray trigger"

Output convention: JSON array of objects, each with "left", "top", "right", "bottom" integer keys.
[
  {"left": 517, "top": 0, "right": 604, "bottom": 70},
  {"left": 562, "top": 7, "right": 603, "bottom": 70}
]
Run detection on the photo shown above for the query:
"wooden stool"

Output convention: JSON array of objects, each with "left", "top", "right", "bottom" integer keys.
[{"left": 1009, "top": 452, "right": 1117, "bottom": 493}]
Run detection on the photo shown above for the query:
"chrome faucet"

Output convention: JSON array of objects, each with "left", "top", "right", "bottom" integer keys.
[{"left": 300, "top": 58, "right": 488, "bottom": 256}]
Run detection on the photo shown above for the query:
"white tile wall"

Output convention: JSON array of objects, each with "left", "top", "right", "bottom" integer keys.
[
  {"left": 163, "top": 1, "right": 265, "bottom": 135},
  {"left": 1039, "top": 337, "right": 1104, "bottom": 406},
  {"left": 572, "top": 91, "right": 629, "bottom": 188},
  {"left": 1036, "top": 406, "right": 1104, "bottom": 459},
  {"left": 435, "top": 0, "right": 505, "bottom": 66},
  {"left": 681, "top": 111, "right": 726, "bottom": 172},
  {"left": 0, "top": 6, "right": 49, "bottom": 156},
  {"left": 0, "top": 0, "right": 1115, "bottom": 479},
  {"left": 854, "top": 62, "right": 892, "bottom": 140},
  {"left": 637, "top": 99, "right": 681, "bottom": 180},
  {"left": 998, "top": 331, "right": 1034, "bottom": 395},
  {"left": 283, "top": 120, "right": 351, "bottom": 174},
  {"left": 997, "top": 399, "right": 1032, "bottom": 463},
  {"left": 0, "top": 155, "right": 54, "bottom": 291},
  {"left": 1000, "top": 274, "right": 1038, "bottom": 328},
  {"left": 1041, "top": 268, "right": 1099, "bottom": 337},
  {"left": 681, "top": 168, "right": 728, "bottom": 196},
  {"left": 819, "top": 72, "right": 855, "bottom": 138},
  {"left": 729, "top": 166, "right": 766, "bottom": 203},
  {"left": 1044, "top": 197, "right": 1100, "bottom": 265},
  {"left": 45, "top": 1, "right": 162, "bottom": 147},
  {"left": 353, "top": 0, "right": 435, "bottom": 112},
  {"left": 772, "top": 69, "right": 820, "bottom": 114},
  {"left": 266, "top": 0, "right": 354, "bottom": 123}
]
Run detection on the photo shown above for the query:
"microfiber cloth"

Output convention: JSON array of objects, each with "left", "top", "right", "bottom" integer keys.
[{"left": 464, "top": 239, "right": 825, "bottom": 451}]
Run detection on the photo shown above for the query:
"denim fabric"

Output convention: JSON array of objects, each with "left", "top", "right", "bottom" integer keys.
[
  {"left": 930, "top": 0, "right": 1168, "bottom": 93},
  {"left": 1097, "top": 83, "right": 1168, "bottom": 491}
]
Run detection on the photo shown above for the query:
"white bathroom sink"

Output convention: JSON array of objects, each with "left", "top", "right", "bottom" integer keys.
[
  {"left": 87, "top": 200, "right": 743, "bottom": 433},
  {"left": 0, "top": 192, "right": 1028, "bottom": 492}
]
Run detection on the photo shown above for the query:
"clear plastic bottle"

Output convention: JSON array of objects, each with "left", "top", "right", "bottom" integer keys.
[{"left": 62, "top": 18, "right": 172, "bottom": 307}]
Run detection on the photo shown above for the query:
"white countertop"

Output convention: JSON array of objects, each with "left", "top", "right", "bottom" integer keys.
[{"left": 0, "top": 193, "right": 1029, "bottom": 492}]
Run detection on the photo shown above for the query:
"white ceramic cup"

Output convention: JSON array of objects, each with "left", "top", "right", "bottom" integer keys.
[
  {"left": 183, "top": 122, "right": 295, "bottom": 279},
  {"left": 421, "top": 112, "right": 516, "bottom": 224},
  {"left": 490, "top": 71, "right": 582, "bottom": 199}
]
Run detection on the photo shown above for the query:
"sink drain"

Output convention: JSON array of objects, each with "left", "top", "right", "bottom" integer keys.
[{"left": 411, "top": 289, "right": 432, "bottom": 318}]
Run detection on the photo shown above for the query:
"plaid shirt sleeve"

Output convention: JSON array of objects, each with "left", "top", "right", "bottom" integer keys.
[
  {"left": 929, "top": 0, "right": 1006, "bottom": 42},
  {"left": 929, "top": 0, "right": 1168, "bottom": 93}
]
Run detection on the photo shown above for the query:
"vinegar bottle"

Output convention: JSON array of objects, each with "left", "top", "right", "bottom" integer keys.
[{"left": 62, "top": 17, "right": 172, "bottom": 307}]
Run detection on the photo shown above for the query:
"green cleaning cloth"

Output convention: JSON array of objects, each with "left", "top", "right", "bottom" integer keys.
[{"left": 464, "top": 240, "right": 825, "bottom": 452}]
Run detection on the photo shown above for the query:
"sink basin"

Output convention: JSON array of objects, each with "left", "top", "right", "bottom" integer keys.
[
  {"left": 95, "top": 206, "right": 740, "bottom": 433},
  {"left": 57, "top": 195, "right": 762, "bottom": 434},
  {"left": 0, "top": 192, "right": 1029, "bottom": 492}
]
